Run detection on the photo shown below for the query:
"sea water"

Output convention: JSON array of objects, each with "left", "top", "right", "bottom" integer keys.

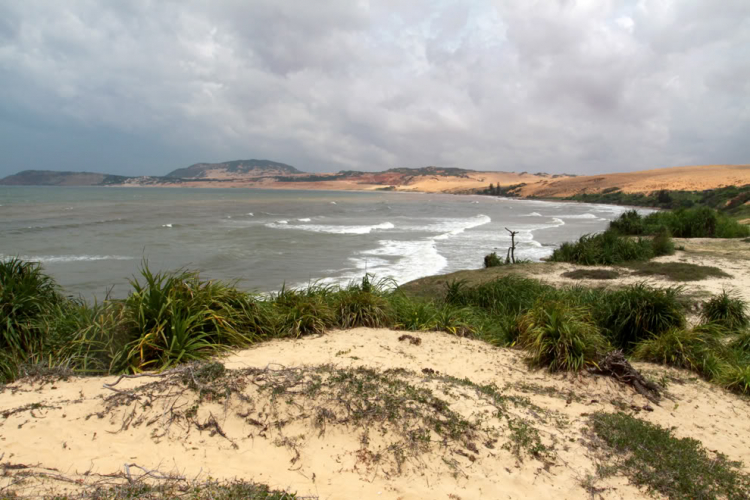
[{"left": 0, "top": 186, "right": 634, "bottom": 299}]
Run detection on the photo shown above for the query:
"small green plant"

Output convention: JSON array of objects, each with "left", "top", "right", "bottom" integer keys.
[
  {"left": 484, "top": 252, "right": 503, "bottom": 268},
  {"left": 610, "top": 206, "right": 750, "bottom": 238},
  {"left": 701, "top": 290, "right": 748, "bottom": 330},
  {"left": 589, "top": 412, "right": 750, "bottom": 499},
  {"left": 518, "top": 300, "right": 609, "bottom": 372}
]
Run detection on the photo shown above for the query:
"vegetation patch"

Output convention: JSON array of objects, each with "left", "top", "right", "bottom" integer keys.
[
  {"left": 549, "top": 230, "right": 673, "bottom": 266},
  {"left": 561, "top": 269, "right": 619, "bottom": 280},
  {"left": 610, "top": 207, "right": 750, "bottom": 239},
  {"left": 626, "top": 262, "right": 730, "bottom": 281},
  {"left": 588, "top": 412, "right": 750, "bottom": 499},
  {"left": 701, "top": 290, "right": 748, "bottom": 330}
]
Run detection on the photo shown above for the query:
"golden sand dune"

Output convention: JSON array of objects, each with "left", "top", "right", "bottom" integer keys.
[{"left": 517, "top": 164, "right": 750, "bottom": 198}]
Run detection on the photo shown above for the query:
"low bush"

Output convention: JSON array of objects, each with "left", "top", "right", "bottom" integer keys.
[
  {"left": 445, "top": 275, "right": 552, "bottom": 316},
  {"left": 594, "top": 283, "right": 685, "bottom": 351},
  {"left": 549, "top": 229, "right": 672, "bottom": 266},
  {"left": 0, "top": 258, "right": 62, "bottom": 354},
  {"left": 632, "top": 324, "right": 727, "bottom": 379},
  {"left": 484, "top": 252, "right": 503, "bottom": 268},
  {"left": 121, "top": 264, "right": 256, "bottom": 371},
  {"left": 335, "top": 276, "right": 393, "bottom": 329},
  {"left": 518, "top": 300, "right": 609, "bottom": 372},
  {"left": 717, "top": 364, "right": 750, "bottom": 394},
  {"left": 701, "top": 290, "right": 748, "bottom": 330}
]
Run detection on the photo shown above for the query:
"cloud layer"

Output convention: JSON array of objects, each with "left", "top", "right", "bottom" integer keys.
[{"left": 1, "top": 0, "right": 749, "bottom": 176}]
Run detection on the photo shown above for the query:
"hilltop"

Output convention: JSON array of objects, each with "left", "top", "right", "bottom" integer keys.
[{"left": 165, "top": 159, "right": 302, "bottom": 178}]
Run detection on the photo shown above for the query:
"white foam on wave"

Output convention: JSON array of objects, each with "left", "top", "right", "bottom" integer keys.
[
  {"left": 408, "top": 214, "right": 492, "bottom": 235},
  {"left": 247, "top": 213, "right": 254, "bottom": 216},
  {"left": 523, "top": 212, "right": 543, "bottom": 217},
  {"left": 330, "top": 201, "right": 337, "bottom": 205},
  {"left": 555, "top": 213, "right": 598, "bottom": 219},
  {"left": 162, "top": 223, "right": 172, "bottom": 228},
  {"left": 358, "top": 240, "right": 447, "bottom": 283},
  {"left": 266, "top": 221, "right": 395, "bottom": 235},
  {"left": 298, "top": 218, "right": 312, "bottom": 222},
  {"left": 1, "top": 254, "right": 134, "bottom": 263},
  {"left": 276, "top": 220, "right": 288, "bottom": 224}
]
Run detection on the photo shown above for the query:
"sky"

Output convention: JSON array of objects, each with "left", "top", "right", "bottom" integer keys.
[{"left": 0, "top": 0, "right": 749, "bottom": 177}]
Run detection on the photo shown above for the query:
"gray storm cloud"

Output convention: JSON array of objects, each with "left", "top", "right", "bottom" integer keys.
[{"left": 0, "top": 0, "right": 748, "bottom": 177}]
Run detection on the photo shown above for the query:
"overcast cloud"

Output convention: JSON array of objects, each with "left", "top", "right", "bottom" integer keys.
[{"left": 1, "top": 0, "right": 749, "bottom": 177}]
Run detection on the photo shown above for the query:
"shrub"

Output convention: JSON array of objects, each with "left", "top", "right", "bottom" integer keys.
[
  {"left": 335, "top": 278, "right": 393, "bottom": 329},
  {"left": 609, "top": 209, "right": 645, "bottom": 235},
  {"left": 632, "top": 324, "right": 727, "bottom": 379},
  {"left": 274, "top": 290, "right": 335, "bottom": 338},
  {"left": 121, "top": 264, "right": 255, "bottom": 371},
  {"left": 0, "top": 258, "right": 62, "bottom": 354},
  {"left": 701, "top": 290, "right": 748, "bottom": 330},
  {"left": 518, "top": 300, "right": 609, "bottom": 372},
  {"left": 445, "top": 275, "right": 552, "bottom": 316},
  {"left": 594, "top": 283, "right": 685, "bottom": 351},
  {"left": 549, "top": 230, "right": 655, "bottom": 265},
  {"left": 611, "top": 207, "right": 750, "bottom": 238},
  {"left": 729, "top": 330, "right": 750, "bottom": 355},
  {"left": 650, "top": 227, "right": 675, "bottom": 256},
  {"left": 484, "top": 252, "right": 503, "bottom": 268}
]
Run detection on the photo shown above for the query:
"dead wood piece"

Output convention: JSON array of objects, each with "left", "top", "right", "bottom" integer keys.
[
  {"left": 590, "top": 350, "right": 661, "bottom": 405},
  {"left": 398, "top": 334, "right": 422, "bottom": 346}
]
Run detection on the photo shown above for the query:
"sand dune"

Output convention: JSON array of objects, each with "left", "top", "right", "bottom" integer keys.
[
  {"left": 1, "top": 325, "right": 748, "bottom": 499},
  {"left": 517, "top": 164, "right": 750, "bottom": 198}
]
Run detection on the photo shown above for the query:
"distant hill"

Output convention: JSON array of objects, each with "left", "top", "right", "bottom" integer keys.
[
  {"left": 166, "top": 159, "right": 302, "bottom": 178},
  {"left": 0, "top": 170, "right": 132, "bottom": 186}
]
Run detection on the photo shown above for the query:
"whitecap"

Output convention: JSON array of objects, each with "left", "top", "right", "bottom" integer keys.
[
  {"left": 266, "top": 221, "right": 394, "bottom": 235},
  {"left": 162, "top": 223, "right": 173, "bottom": 228},
  {"left": 298, "top": 218, "right": 312, "bottom": 222},
  {"left": 247, "top": 213, "right": 254, "bottom": 216},
  {"left": 523, "top": 212, "right": 543, "bottom": 217},
  {"left": 276, "top": 220, "right": 288, "bottom": 224},
  {"left": 330, "top": 201, "right": 337, "bottom": 205}
]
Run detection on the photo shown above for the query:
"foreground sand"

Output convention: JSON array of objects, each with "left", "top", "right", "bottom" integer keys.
[{"left": 2, "top": 325, "right": 749, "bottom": 499}]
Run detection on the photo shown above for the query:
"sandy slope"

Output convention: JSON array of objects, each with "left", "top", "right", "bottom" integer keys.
[
  {"left": 1, "top": 325, "right": 749, "bottom": 499},
  {"left": 517, "top": 164, "right": 750, "bottom": 198}
]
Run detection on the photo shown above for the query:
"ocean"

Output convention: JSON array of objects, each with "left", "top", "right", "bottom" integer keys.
[{"left": 0, "top": 186, "right": 632, "bottom": 299}]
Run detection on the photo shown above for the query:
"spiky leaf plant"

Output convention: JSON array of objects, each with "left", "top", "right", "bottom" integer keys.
[
  {"left": 701, "top": 290, "right": 748, "bottom": 331},
  {"left": 518, "top": 300, "right": 609, "bottom": 372}
]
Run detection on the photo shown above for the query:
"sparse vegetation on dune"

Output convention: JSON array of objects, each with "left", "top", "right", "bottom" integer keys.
[{"left": 548, "top": 229, "right": 674, "bottom": 266}]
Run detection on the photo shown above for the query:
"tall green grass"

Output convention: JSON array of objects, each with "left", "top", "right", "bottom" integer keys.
[
  {"left": 701, "top": 290, "right": 748, "bottom": 330},
  {"left": 548, "top": 229, "right": 673, "bottom": 266}
]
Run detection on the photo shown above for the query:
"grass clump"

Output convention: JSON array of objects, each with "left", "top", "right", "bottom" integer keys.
[
  {"left": 589, "top": 411, "right": 750, "bottom": 499},
  {"left": 701, "top": 290, "right": 748, "bottom": 330},
  {"left": 594, "top": 284, "right": 685, "bottom": 351},
  {"left": 561, "top": 269, "right": 619, "bottom": 280},
  {"left": 627, "top": 262, "right": 730, "bottom": 281},
  {"left": 121, "top": 264, "right": 258, "bottom": 372},
  {"left": 517, "top": 300, "right": 609, "bottom": 372},
  {"left": 632, "top": 324, "right": 727, "bottom": 380},
  {"left": 549, "top": 229, "right": 672, "bottom": 266}
]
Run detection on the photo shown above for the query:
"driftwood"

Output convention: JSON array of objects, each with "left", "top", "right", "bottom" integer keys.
[
  {"left": 590, "top": 350, "right": 661, "bottom": 405},
  {"left": 505, "top": 227, "right": 518, "bottom": 264}
]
